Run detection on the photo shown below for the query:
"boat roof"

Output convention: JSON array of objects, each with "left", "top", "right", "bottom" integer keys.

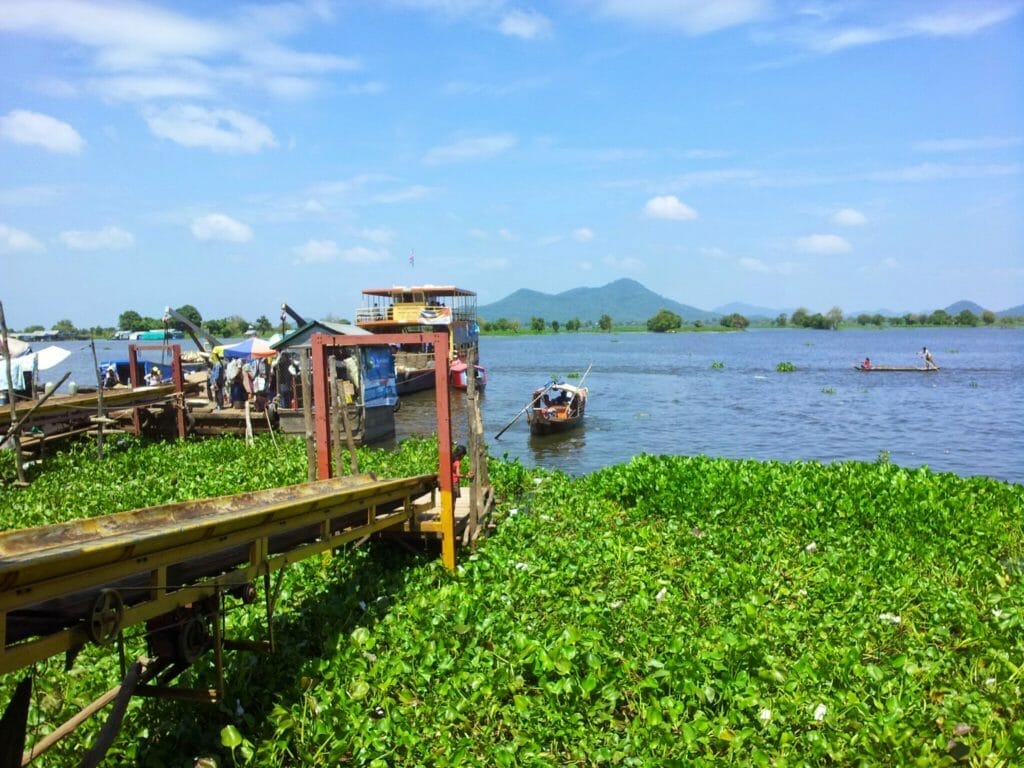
[
  {"left": 361, "top": 285, "right": 476, "bottom": 298},
  {"left": 534, "top": 382, "right": 586, "bottom": 396},
  {"left": 271, "top": 320, "right": 372, "bottom": 351}
]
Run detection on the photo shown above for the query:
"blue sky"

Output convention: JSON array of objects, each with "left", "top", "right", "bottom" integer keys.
[{"left": 1, "top": 0, "right": 1022, "bottom": 328}]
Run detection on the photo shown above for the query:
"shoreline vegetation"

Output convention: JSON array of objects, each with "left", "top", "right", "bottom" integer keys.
[
  {"left": 2, "top": 436, "right": 1022, "bottom": 765},
  {"left": 7, "top": 304, "right": 1023, "bottom": 342}
]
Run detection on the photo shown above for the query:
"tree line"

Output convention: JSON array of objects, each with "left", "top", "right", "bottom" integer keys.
[
  {"left": 644, "top": 305, "right": 1017, "bottom": 332},
  {"left": 13, "top": 305, "right": 287, "bottom": 340}
]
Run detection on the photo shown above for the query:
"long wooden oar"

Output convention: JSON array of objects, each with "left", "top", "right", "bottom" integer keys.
[{"left": 493, "top": 382, "right": 552, "bottom": 440}]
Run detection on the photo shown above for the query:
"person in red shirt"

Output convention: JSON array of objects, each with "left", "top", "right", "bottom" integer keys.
[{"left": 451, "top": 444, "right": 472, "bottom": 498}]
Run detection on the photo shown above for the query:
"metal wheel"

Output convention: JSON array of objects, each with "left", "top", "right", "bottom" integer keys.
[
  {"left": 176, "top": 615, "right": 211, "bottom": 664},
  {"left": 87, "top": 589, "right": 124, "bottom": 646}
]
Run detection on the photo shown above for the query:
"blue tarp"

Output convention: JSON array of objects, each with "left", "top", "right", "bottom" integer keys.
[{"left": 361, "top": 346, "right": 399, "bottom": 408}]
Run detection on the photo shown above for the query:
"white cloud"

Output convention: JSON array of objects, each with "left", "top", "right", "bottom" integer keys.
[
  {"left": 191, "top": 213, "right": 252, "bottom": 242},
  {"left": 739, "top": 256, "right": 796, "bottom": 275},
  {"left": 604, "top": 254, "right": 644, "bottom": 271},
  {"left": 372, "top": 185, "right": 434, "bottom": 204},
  {"left": 498, "top": 228, "right": 515, "bottom": 241},
  {"left": 573, "top": 227, "right": 594, "bottom": 242},
  {"left": 60, "top": 225, "right": 135, "bottom": 250},
  {"left": 292, "top": 239, "right": 389, "bottom": 264},
  {"left": 832, "top": 208, "right": 867, "bottom": 226},
  {"left": 292, "top": 239, "right": 338, "bottom": 263},
  {"left": 146, "top": 105, "right": 276, "bottom": 153},
  {"left": 0, "top": 185, "right": 67, "bottom": 206},
  {"left": 0, "top": 1, "right": 354, "bottom": 100},
  {"left": 914, "top": 136, "right": 1024, "bottom": 153},
  {"left": 796, "top": 234, "right": 852, "bottom": 255},
  {"left": 864, "top": 162, "right": 1021, "bottom": 183},
  {"left": 0, "top": 224, "right": 44, "bottom": 254},
  {"left": 422, "top": 133, "right": 517, "bottom": 165},
  {"left": 345, "top": 81, "right": 386, "bottom": 95},
  {"left": 499, "top": 9, "right": 553, "bottom": 39},
  {"left": 801, "top": 5, "right": 1022, "bottom": 53},
  {"left": 593, "top": 0, "right": 770, "bottom": 34},
  {"left": 0, "top": 109, "right": 84, "bottom": 154},
  {"left": 359, "top": 227, "right": 397, "bottom": 245},
  {"left": 643, "top": 195, "right": 698, "bottom": 221},
  {"left": 478, "top": 256, "right": 509, "bottom": 270},
  {"left": 92, "top": 76, "right": 214, "bottom": 102},
  {"left": 0, "top": 1, "right": 231, "bottom": 60}
]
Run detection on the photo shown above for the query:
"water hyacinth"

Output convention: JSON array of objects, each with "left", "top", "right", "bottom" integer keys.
[{"left": 2, "top": 439, "right": 1022, "bottom": 766}]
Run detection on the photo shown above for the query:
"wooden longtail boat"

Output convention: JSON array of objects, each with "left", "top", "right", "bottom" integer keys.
[
  {"left": 526, "top": 382, "right": 587, "bottom": 436},
  {"left": 853, "top": 365, "right": 940, "bottom": 372}
]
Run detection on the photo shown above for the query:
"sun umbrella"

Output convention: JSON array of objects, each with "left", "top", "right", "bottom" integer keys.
[
  {"left": 1, "top": 338, "right": 31, "bottom": 357},
  {"left": 219, "top": 338, "right": 276, "bottom": 360}
]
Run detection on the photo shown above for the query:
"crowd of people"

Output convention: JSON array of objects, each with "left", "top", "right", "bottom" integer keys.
[{"left": 206, "top": 354, "right": 280, "bottom": 411}]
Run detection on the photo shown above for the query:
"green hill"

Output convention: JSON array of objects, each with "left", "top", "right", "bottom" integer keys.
[{"left": 478, "top": 278, "right": 715, "bottom": 325}]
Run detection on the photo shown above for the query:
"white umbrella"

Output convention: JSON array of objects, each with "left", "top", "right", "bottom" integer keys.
[
  {"left": 33, "top": 346, "right": 72, "bottom": 370},
  {"left": 1, "top": 338, "right": 31, "bottom": 357}
]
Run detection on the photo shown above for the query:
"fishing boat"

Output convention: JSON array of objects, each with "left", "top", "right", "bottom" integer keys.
[
  {"left": 449, "top": 357, "right": 487, "bottom": 390},
  {"left": 355, "top": 285, "right": 485, "bottom": 394},
  {"left": 526, "top": 382, "right": 587, "bottom": 436},
  {"left": 853, "top": 365, "right": 940, "bottom": 372}
]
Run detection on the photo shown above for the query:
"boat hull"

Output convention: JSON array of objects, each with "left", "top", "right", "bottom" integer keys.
[
  {"left": 526, "top": 382, "right": 587, "bottom": 435},
  {"left": 528, "top": 411, "right": 584, "bottom": 435},
  {"left": 853, "top": 366, "right": 940, "bottom": 372},
  {"left": 450, "top": 363, "right": 487, "bottom": 391}
]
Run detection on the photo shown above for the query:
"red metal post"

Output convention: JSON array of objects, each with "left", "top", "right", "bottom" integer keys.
[
  {"left": 432, "top": 331, "right": 456, "bottom": 570},
  {"left": 312, "top": 334, "right": 332, "bottom": 479}
]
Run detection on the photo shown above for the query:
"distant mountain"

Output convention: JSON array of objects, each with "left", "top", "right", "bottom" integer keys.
[
  {"left": 998, "top": 304, "right": 1024, "bottom": 317},
  {"left": 945, "top": 300, "right": 988, "bottom": 315},
  {"left": 478, "top": 278, "right": 716, "bottom": 325},
  {"left": 713, "top": 302, "right": 781, "bottom": 320}
]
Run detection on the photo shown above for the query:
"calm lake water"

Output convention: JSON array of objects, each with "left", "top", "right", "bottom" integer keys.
[{"left": 37, "top": 327, "right": 1024, "bottom": 484}]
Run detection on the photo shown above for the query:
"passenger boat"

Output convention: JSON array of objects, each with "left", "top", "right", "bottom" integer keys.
[
  {"left": 526, "top": 382, "right": 587, "bottom": 436},
  {"left": 355, "top": 285, "right": 485, "bottom": 394},
  {"left": 853, "top": 365, "right": 940, "bottom": 372}
]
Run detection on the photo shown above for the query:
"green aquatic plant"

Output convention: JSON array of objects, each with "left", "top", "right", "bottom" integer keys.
[
  {"left": 710, "top": 361, "right": 724, "bottom": 369},
  {"left": 821, "top": 386, "right": 835, "bottom": 395},
  {"left": 776, "top": 361, "right": 796, "bottom": 372},
  {"left": 2, "top": 441, "right": 1022, "bottom": 766}
]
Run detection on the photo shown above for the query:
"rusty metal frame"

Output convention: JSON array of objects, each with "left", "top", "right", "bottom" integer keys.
[
  {"left": 311, "top": 331, "right": 456, "bottom": 569},
  {"left": 126, "top": 343, "right": 186, "bottom": 438}
]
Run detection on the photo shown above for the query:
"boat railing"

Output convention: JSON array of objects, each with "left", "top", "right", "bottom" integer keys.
[{"left": 356, "top": 306, "right": 391, "bottom": 323}]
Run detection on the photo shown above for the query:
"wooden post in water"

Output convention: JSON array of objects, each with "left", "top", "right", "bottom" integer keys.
[
  {"left": 464, "top": 346, "right": 481, "bottom": 544},
  {"left": 300, "top": 348, "right": 316, "bottom": 482},
  {"left": 328, "top": 355, "right": 344, "bottom": 475},
  {"left": 339, "top": 388, "right": 359, "bottom": 475},
  {"left": 0, "top": 301, "right": 26, "bottom": 485},
  {"left": 90, "top": 338, "right": 105, "bottom": 459}
]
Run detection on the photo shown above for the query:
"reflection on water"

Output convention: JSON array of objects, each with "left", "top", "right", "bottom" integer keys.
[{"left": 42, "top": 328, "right": 1024, "bottom": 483}]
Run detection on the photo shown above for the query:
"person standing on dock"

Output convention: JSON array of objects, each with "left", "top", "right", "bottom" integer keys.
[
  {"left": 209, "top": 354, "right": 225, "bottom": 410},
  {"left": 451, "top": 444, "right": 473, "bottom": 499}
]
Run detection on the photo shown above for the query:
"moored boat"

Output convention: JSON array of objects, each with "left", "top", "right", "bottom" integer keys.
[
  {"left": 450, "top": 357, "right": 487, "bottom": 390},
  {"left": 853, "top": 365, "right": 940, "bottom": 372},
  {"left": 355, "top": 285, "right": 485, "bottom": 394},
  {"left": 526, "top": 382, "right": 587, "bottom": 436}
]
